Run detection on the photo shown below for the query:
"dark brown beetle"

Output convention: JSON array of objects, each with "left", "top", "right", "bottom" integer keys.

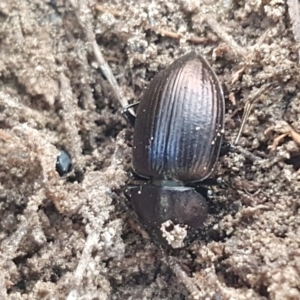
[{"left": 125, "top": 51, "right": 225, "bottom": 247}]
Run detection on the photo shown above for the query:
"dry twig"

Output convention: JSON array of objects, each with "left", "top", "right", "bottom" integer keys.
[
  {"left": 59, "top": 73, "right": 83, "bottom": 163},
  {"left": 67, "top": 231, "right": 100, "bottom": 300},
  {"left": 68, "top": 0, "right": 126, "bottom": 108},
  {"left": 95, "top": 5, "right": 211, "bottom": 45},
  {"left": 205, "top": 16, "right": 248, "bottom": 59},
  {"left": 94, "top": 4, "right": 121, "bottom": 17},
  {"left": 168, "top": 259, "right": 202, "bottom": 300},
  {"left": 234, "top": 83, "right": 275, "bottom": 145},
  {"left": 287, "top": 0, "right": 300, "bottom": 63}
]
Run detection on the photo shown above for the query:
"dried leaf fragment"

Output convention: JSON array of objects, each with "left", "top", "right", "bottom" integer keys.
[
  {"left": 266, "top": 121, "right": 300, "bottom": 150},
  {"left": 231, "top": 65, "right": 246, "bottom": 84}
]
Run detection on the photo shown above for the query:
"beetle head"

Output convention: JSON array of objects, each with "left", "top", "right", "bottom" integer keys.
[{"left": 127, "top": 183, "right": 208, "bottom": 247}]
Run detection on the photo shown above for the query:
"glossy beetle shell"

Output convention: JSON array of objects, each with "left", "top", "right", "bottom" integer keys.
[{"left": 132, "top": 51, "right": 225, "bottom": 182}]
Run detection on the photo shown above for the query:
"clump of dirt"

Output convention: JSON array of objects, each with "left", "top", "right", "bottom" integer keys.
[{"left": 1, "top": 0, "right": 300, "bottom": 299}]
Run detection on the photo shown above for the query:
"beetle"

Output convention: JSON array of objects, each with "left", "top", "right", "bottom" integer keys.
[{"left": 124, "top": 51, "right": 225, "bottom": 247}]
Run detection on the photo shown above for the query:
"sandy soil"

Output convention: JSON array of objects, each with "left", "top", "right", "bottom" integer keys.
[{"left": 1, "top": 0, "right": 300, "bottom": 299}]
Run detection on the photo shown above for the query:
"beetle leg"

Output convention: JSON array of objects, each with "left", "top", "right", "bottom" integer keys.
[
  {"left": 191, "top": 176, "right": 230, "bottom": 196},
  {"left": 121, "top": 102, "right": 139, "bottom": 126},
  {"left": 220, "top": 142, "right": 231, "bottom": 157},
  {"left": 194, "top": 178, "right": 220, "bottom": 186},
  {"left": 191, "top": 177, "right": 227, "bottom": 189},
  {"left": 128, "top": 169, "right": 149, "bottom": 181},
  {"left": 192, "top": 185, "right": 210, "bottom": 199}
]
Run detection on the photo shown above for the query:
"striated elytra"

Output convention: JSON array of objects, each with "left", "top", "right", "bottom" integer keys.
[{"left": 125, "top": 51, "right": 225, "bottom": 247}]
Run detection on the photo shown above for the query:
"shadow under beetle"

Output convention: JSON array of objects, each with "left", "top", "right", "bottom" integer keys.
[{"left": 122, "top": 51, "right": 228, "bottom": 247}]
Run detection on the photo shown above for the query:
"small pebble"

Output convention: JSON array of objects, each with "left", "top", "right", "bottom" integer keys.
[{"left": 56, "top": 150, "right": 72, "bottom": 176}]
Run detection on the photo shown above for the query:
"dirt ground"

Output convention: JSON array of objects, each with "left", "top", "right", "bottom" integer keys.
[{"left": 1, "top": 0, "right": 300, "bottom": 299}]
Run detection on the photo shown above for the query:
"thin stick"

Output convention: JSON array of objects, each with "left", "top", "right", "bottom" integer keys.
[
  {"left": 288, "top": 0, "right": 300, "bottom": 63},
  {"left": 234, "top": 145, "right": 263, "bottom": 162},
  {"left": 68, "top": 0, "right": 127, "bottom": 109},
  {"left": 168, "top": 258, "right": 201, "bottom": 299},
  {"left": 233, "top": 83, "right": 275, "bottom": 145},
  {"left": 205, "top": 16, "right": 248, "bottom": 59}
]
